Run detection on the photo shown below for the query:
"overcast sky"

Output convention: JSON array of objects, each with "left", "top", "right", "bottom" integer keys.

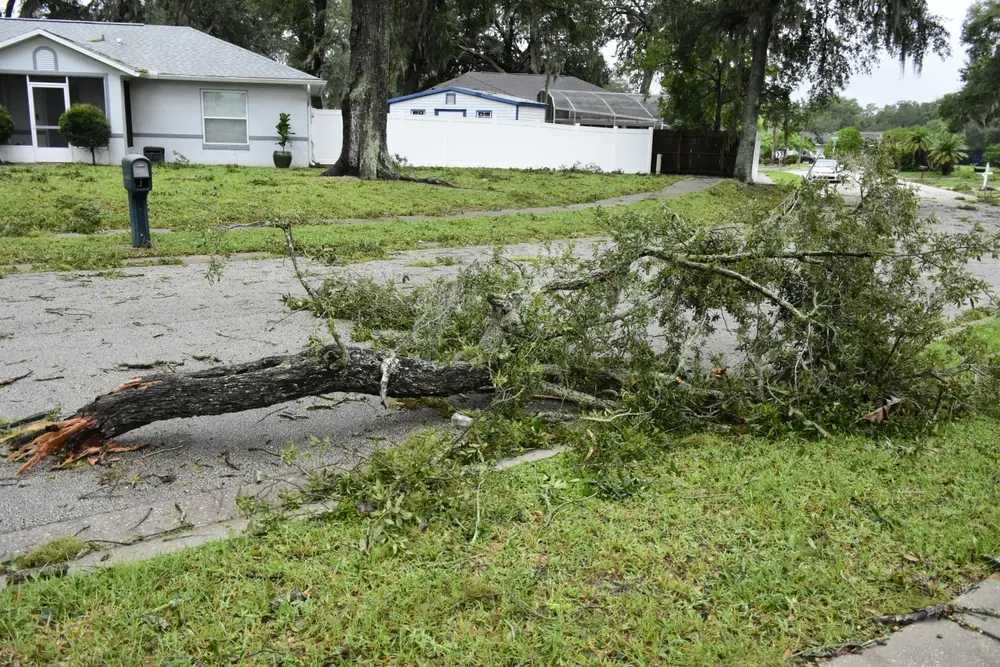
[{"left": 837, "top": 0, "right": 973, "bottom": 106}]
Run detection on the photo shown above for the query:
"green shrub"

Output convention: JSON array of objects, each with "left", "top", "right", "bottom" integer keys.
[
  {"left": 982, "top": 144, "right": 1000, "bottom": 166},
  {"left": 882, "top": 127, "right": 916, "bottom": 170},
  {"left": 824, "top": 126, "right": 863, "bottom": 157},
  {"left": 0, "top": 104, "right": 13, "bottom": 146},
  {"left": 58, "top": 104, "right": 111, "bottom": 165}
]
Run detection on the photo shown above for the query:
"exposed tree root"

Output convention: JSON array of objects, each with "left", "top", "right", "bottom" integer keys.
[{"left": 397, "top": 175, "right": 461, "bottom": 188}]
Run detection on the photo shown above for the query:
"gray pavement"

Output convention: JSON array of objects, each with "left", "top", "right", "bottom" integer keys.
[{"left": 829, "top": 575, "right": 1000, "bottom": 666}]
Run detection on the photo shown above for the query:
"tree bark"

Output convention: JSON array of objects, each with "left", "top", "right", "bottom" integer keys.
[
  {"left": 640, "top": 68, "right": 654, "bottom": 97},
  {"left": 733, "top": 5, "right": 776, "bottom": 184},
  {"left": 321, "top": 0, "right": 397, "bottom": 180},
  {"left": 305, "top": 0, "right": 329, "bottom": 78},
  {"left": 713, "top": 60, "right": 723, "bottom": 132},
  {"left": 4, "top": 346, "right": 493, "bottom": 474},
  {"left": 4, "top": 0, "right": 16, "bottom": 18}
]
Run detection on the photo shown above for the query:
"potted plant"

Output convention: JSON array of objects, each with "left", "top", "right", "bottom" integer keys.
[{"left": 273, "top": 112, "right": 294, "bottom": 168}]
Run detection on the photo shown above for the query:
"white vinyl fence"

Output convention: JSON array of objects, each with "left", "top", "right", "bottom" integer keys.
[{"left": 311, "top": 110, "right": 654, "bottom": 173}]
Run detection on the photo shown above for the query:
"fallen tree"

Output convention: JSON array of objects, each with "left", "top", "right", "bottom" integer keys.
[
  {"left": 7, "top": 149, "right": 1000, "bottom": 473},
  {"left": 3, "top": 348, "right": 493, "bottom": 474}
]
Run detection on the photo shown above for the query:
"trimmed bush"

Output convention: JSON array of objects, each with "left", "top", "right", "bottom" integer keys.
[{"left": 58, "top": 104, "right": 111, "bottom": 165}]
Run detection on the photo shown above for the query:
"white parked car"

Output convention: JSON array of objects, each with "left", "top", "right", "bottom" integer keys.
[{"left": 807, "top": 159, "right": 841, "bottom": 183}]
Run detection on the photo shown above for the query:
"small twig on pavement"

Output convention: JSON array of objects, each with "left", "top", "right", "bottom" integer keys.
[
  {"left": 136, "top": 444, "right": 188, "bottom": 461},
  {"left": 129, "top": 507, "right": 154, "bottom": 532},
  {"left": 221, "top": 451, "right": 240, "bottom": 471},
  {"left": 0, "top": 371, "right": 32, "bottom": 388},
  {"left": 949, "top": 613, "right": 1000, "bottom": 644},
  {"left": 873, "top": 603, "right": 953, "bottom": 627}
]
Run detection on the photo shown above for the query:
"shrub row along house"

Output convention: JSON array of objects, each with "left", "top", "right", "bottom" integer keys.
[{"left": 0, "top": 18, "right": 322, "bottom": 166}]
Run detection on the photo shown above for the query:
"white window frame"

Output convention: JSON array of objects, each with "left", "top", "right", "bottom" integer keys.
[
  {"left": 201, "top": 89, "right": 249, "bottom": 145},
  {"left": 476, "top": 110, "right": 492, "bottom": 119},
  {"left": 411, "top": 109, "right": 426, "bottom": 115}
]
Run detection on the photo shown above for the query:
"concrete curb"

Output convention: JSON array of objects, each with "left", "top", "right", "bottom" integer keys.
[{"left": 0, "top": 446, "right": 569, "bottom": 588}]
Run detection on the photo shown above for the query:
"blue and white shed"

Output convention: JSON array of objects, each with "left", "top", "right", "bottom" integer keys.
[{"left": 388, "top": 86, "right": 547, "bottom": 122}]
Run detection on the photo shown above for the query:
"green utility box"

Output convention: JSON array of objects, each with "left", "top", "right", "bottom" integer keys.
[{"left": 121, "top": 154, "right": 153, "bottom": 248}]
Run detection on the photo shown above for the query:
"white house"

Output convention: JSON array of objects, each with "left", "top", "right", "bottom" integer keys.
[
  {"left": 388, "top": 86, "right": 547, "bottom": 122},
  {"left": 0, "top": 18, "right": 323, "bottom": 166}
]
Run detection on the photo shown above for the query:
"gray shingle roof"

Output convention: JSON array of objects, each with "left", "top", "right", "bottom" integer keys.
[
  {"left": 0, "top": 18, "right": 320, "bottom": 82},
  {"left": 431, "top": 72, "right": 604, "bottom": 102}
]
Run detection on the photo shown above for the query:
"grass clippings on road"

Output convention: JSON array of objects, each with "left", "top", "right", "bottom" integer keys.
[
  {"left": 0, "top": 164, "right": 679, "bottom": 236},
  {"left": 0, "top": 180, "right": 791, "bottom": 273},
  {"left": 2, "top": 417, "right": 998, "bottom": 665}
]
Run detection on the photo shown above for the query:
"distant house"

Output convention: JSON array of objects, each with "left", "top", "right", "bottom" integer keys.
[
  {"left": 387, "top": 86, "right": 548, "bottom": 122},
  {"left": 389, "top": 72, "right": 663, "bottom": 128},
  {"left": 0, "top": 18, "right": 323, "bottom": 166}
]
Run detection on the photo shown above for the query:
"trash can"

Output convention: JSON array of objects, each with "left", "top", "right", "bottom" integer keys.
[{"left": 142, "top": 146, "right": 166, "bottom": 164}]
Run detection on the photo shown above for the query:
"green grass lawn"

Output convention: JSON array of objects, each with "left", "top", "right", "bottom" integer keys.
[
  {"left": 0, "top": 164, "right": 678, "bottom": 236},
  {"left": 2, "top": 418, "right": 998, "bottom": 665},
  {"left": 0, "top": 181, "right": 791, "bottom": 272},
  {"left": 765, "top": 171, "right": 806, "bottom": 187},
  {"left": 899, "top": 165, "right": 993, "bottom": 194}
]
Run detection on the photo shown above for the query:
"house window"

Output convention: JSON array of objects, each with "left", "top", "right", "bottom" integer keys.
[
  {"left": 445, "top": 92, "right": 456, "bottom": 105},
  {"left": 411, "top": 109, "right": 425, "bottom": 115},
  {"left": 476, "top": 110, "right": 492, "bottom": 119},
  {"left": 202, "top": 90, "right": 248, "bottom": 145}
]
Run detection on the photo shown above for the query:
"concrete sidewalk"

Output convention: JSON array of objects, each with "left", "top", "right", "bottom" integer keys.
[{"left": 828, "top": 575, "right": 1000, "bottom": 666}]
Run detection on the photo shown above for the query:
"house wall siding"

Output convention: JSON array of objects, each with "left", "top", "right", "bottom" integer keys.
[
  {"left": 389, "top": 91, "right": 545, "bottom": 122},
  {"left": 128, "top": 79, "right": 311, "bottom": 166},
  {"left": 0, "top": 36, "right": 128, "bottom": 164}
]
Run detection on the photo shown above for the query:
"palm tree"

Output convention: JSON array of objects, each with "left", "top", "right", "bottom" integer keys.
[
  {"left": 909, "top": 126, "right": 932, "bottom": 169},
  {"left": 927, "top": 133, "right": 969, "bottom": 176}
]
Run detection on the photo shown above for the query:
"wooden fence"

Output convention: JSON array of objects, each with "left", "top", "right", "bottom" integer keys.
[{"left": 650, "top": 130, "right": 738, "bottom": 177}]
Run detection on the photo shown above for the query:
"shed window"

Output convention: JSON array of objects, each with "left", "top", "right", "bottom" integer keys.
[
  {"left": 202, "top": 90, "right": 248, "bottom": 144},
  {"left": 411, "top": 109, "right": 425, "bottom": 115},
  {"left": 476, "top": 110, "right": 492, "bottom": 119},
  {"left": 445, "top": 93, "right": 456, "bottom": 105}
]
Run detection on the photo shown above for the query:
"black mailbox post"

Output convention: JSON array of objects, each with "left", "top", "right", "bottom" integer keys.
[{"left": 122, "top": 154, "right": 153, "bottom": 248}]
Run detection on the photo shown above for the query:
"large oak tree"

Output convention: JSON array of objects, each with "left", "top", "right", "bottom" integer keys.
[{"left": 321, "top": 0, "right": 397, "bottom": 179}]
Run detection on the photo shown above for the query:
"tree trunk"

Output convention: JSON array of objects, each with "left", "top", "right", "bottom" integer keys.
[
  {"left": 4, "top": 0, "right": 16, "bottom": 18},
  {"left": 320, "top": 0, "right": 397, "bottom": 180},
  {"left": 305, "top": 0, "right": 329, "bottom": 78},
  {"left": 4, "top": 346, "right": 493, "bottom": 474},
  {"left": 401, "top": 55, "right": 425, "bottom": 96},
  {"left": 713, "top": 60, "right": 723, "bottom": 132},
  {"left": 733, "top": 6, "right": 776, "bottom": 184},
  {"left": 640, "top": 68, "right": 654, "bottom": 97}
]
